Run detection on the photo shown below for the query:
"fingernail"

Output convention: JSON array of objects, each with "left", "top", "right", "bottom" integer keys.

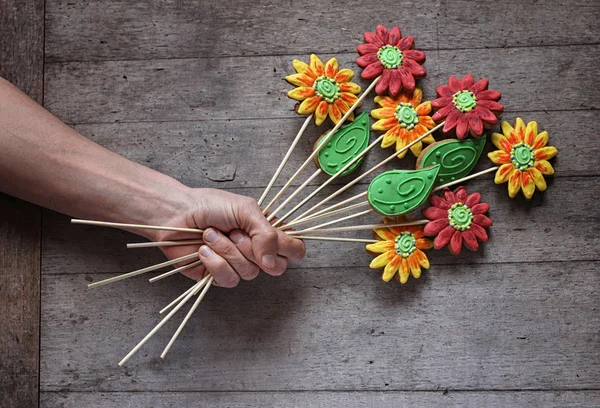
[
  {"left": 204, "top": 228, "right": 219, "bottom": 244},
  {"left": 199, "top": 245, "right": 213, "bottom": 258},
  {"left": 262, "top": 254, "right": 276, "bottom": 269},
  {"left": 230, "top": 230, "right": 244, "bottom": 244}
]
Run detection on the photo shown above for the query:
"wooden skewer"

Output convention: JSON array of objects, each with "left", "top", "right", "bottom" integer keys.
[
  {"left": 71, "top": 219, "right": 204, "bottom": 234},
  {"left": 433, "top": 166, "right": 499, "bottom": 191},
  {"left": 266, "top": 168, "right": 322, "bottom": 220},
  {"left": 288, "top": 191, "right": 368, "bottom": 226},
  {"left": 149, "top": 260, "right": 203, "bottom": 283},
  {"left": 293, "top": 235, "right": 377, "bottom": 244},
  {"left": 127, "top": 240, "right": 204, "bottom": 248},
  {"left": 159, "top": 283, "right": 198, "bottom": 315},
  {"left": 267, "top": 134, "right": 385, "bottom": 221},
  {"left": 87, "top": 252, "right": 198, "bottom": 288},
  {"left": 262, "top": 76, "right": 381, "bottom": 214},
  {"left": 299, "top": 209, "right": 373, "bottom": 232},
  {"left": 286, "top": 121, "right": 446, "bottom": 224},
  {"left": 282, "top": 201, "right": 370, "bottom": 230},
  {"left": 118, "top": 277, "right": 209, "bottom": 366},
  {"left": 160, "top": 276, "right": 214, "bottom": 359},
  {"left": 258, "top": 114, "right": 313, "bottom": 207},
  {"left": 288, "top": 220, "right": 429, "bottom": 235}
]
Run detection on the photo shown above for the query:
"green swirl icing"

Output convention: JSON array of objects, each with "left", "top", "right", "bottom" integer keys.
[
  {"left": 315, "top": 111, "right": 371, "bottom": 176},
  {"left": 417, "top": 136, "right": 486, "bottom": 186},
  {"left": 367, "top": 166, "right": 440, "bottom": 216}
]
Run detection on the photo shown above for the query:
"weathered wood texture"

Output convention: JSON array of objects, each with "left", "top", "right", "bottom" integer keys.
[
  {"left": 44, "top": 0, "right": 600, "bottom": 62},
  {"left": 0, "top": 0, "right": 44, "bottom": 407},
  {"left": 41, "top": 262, "right": 599, "bottom": 391},
  {"left": 41, "top": 390, "right": 600, "bottom": 408},
  {"left": 40, "top": 0, "right": 600, "bottom": 406}
]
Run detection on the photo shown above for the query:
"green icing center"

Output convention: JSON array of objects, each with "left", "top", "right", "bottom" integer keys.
[
  {"left": 395, "top": 102, "right": 419, "bottom": 130},
  {"left": 510, "top": 142, "right": 535, "bottom": 171},
  {"left": 377, "top": 45, "right": 403, "bottom": 69},
  {"left": 314, "top": 76, "right": 341, "bottom": 103},
  {"left": 448, "top": 202, "right": 474, "bottom": 231},
  {"left": 452, "top": 90, "right": 477, "bottom": 113},
  {"left": 394, "top": 232, "right": 417, "bottom": 258}
]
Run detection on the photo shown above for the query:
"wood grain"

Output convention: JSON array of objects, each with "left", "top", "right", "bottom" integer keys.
[
  {"left": 44, "top": 0, "right": 600, "bottom": 62},
  {"left": 0, "top": 0, "right": 44, "bottom": 407},
  {"left": 43, "top": 45, "right": 599, "bottom": 124},
  {"left": 40, "top": 261, "right": 599, "bottom": 391},
  {"left": 40, "top": 390, "right": 600, "bottom": 408}
]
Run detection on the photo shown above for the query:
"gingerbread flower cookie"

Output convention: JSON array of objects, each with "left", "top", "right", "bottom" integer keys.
[
  {"left": 286, "top": 54, "right": 361, "bottom": 126},
  {"left": 356, "top": 25, "right": 426, "bottom": 96},
  {"left": 366, "top": 217, "right": 433, "bottom": 284},
  {"left": 488, "top": 118, "right": 557, "bottom": 199},
  {"left": 422, "top": 187, "right": 492, "bottom": 255},
  {"left": 431, "top": 74, "right": 503, "bottom": 139},
  {"left": 371, "top": 87, "right": 436, "bottom": 158}
]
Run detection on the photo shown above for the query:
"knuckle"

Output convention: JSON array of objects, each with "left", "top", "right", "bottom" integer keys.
[{"left": 265, "top": 230, "right": 279, "bottom": 243}]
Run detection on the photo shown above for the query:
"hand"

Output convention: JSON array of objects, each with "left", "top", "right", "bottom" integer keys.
[{"left": 147, "top": 188, "right": 306, "bottom": 287}]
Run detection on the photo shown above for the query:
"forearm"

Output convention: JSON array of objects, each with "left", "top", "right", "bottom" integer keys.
[{"left": 0, "top": 77, "right": 192, "bottom": 237}]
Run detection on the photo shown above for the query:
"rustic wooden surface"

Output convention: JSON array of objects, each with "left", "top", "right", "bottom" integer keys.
[
  {"left": 0, "top": 0, "right": 44, "bottom": 407},
  {"left": 34, "top": 0, "right": 600, "bottom": 406}
]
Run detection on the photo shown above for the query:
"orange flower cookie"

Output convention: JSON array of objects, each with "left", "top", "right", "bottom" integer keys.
[
  {"left": 488, "top": 118, "right": 557, "bottom": 199},
  {"left": 285, "top": 54, "right": 361, "bottom": 126},
  {"left": 366, "top": 217, "right": 433, "bottom": 284}
]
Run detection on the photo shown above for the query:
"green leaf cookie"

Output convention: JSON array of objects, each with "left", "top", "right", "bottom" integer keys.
[
  {"left": 314, "top": 111, "right": 371, "bottom": 176},
  {"left": 416, "top": 136, "right": 486, "bottom": 186},
  {"left": 367, "top": 166, "right": 440, "bottom": 216}
]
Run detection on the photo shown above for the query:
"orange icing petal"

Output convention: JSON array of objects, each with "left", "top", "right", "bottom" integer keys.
[
  {"left": 419, "top": 115, "right": 436, "bottom": 129},
  {"left": 488, "top": 150, "right": 511, "bottom": 165},
  {"left": 495, "top": 163, "right": 515, "bottom": 184},
  {"left": 532, "top": 131, "right": 549, "bottom": 149},
  {"left": 521, "top": 170, "right": 536, "bottom": 199},
  {"left": 535, "top": 146, "right": 558, "bottom": 161},
  {"left": 374, "top": 228, "right": 396, "bottom": 241},
  {"left": 383, "top": 257, "right": 400, "bottom": 281},
  {"left": 297, "top": 96, "right": 321, "bottom": 115},
  {"left": 524, "top": 121, "right": 538, "bottom": 145},
  {"left": 514, "top": 118, "right": 526, "bottom": 142},
  {"left": 398, "top": 258, "right": 410, "bottom": 284},
  {"left": 324, "top": 58, "right": 339, "bottom": 78},
  {"left": 415, "top": 101, "right": 432, "bottom": 116},
  {"left": 371, "top": 107, "right": 396, "bottom": 120},
  {"left": 287, "top": 86, "right": 316, "bottom": 101},
  {"left": 309, "top": 54, "right": 325, "bottom": 76},
  {"left": 340, "top": 82, "right": 360, "bottom": 94},
  {"left": 314, "top": 100, "right": 330, "bottom": 126},
  {"left": 374, "top": 95, "right": 398, "bottom": 108},
  {"left": 328, "top": 100, "right": 342, "bottom": 124},
  {"left": 373, "top": 117, "right": 399, "bottom": 131},
  {"left": 491, "top": 132, "right": 513, "bottom": 153},
  {"left": 535, "top": 160, "right": 555, "bottom": 175},
  {"left": 415, "top": 249, "right": 430, "bottom": 268},
  {"left": 529, "top": 168, "right": 547, "bottom": 191},
  {"left": 341, "top": 92, "right": 359, "bottom": 105},
  {"left": 508, "top": 169, "right": 522, "bottom": 198},
  {"left": 416, "top": 238, "right": 433, "bottom": 250},
  {"left": 408, "top": 255, "right": 421, "bottom": 279},
  {"left": 335, "top": 68, "right": 354, "bottom": 83},
  {"left": 286, "top": 73, "right": 315, "bottom": 87}
]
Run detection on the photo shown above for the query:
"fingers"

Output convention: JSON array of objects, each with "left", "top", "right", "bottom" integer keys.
[
  {"left": 230, "top": 229, "right": 289, "bottom": 276},
  {"left": 200, "top": 228, "right": 260, "bottom": 286},
  {"left": 275, "top": 230, "right": 306, "bottom": 262}
]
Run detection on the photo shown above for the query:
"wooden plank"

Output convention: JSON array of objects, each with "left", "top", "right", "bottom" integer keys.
[
  {"left": 68, "top": 110, "right": 599, "bottom": 190},
  {"left": 43, "top": 45, "right": 599, "bottom": 124},
  {"left": 40, "top": 261, "right": 600, "bottom": 391},
  {"left": 44, "top": 0, "right": 600, "bottom": 62},
  {"left": 0, "top": 0, "right": 44, "bottom": 407},
  {"left": 40, "top": 390, "right": 600, "bottom": 408},
  {"left": 41, "top": 176, "right": 600, "bottom": 274}
]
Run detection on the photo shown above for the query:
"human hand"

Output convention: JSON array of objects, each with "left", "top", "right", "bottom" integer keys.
[{"left": 146, "top": 188, "right": 306, "bottom": 287}]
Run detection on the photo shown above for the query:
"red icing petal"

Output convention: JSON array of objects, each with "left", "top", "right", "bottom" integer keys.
[
  {"left": 448, "top": 76, "right": 462, "bottom": 93},
  {"left": 397, "top": 36, "right": 414, "bottom": 50},
  {"left": 430, "top": 193, "right": 451, "bottom": 210},
  {"left": 361, "top": 61, "right": 384, "bottom": 79},
  {"left": 399, "top": 67, "right": 415, "bottom": 90},
  {"left": 475, "top": 106, "right": 498, "bottom": 123},
  {"left": 450, "top": 230, "right": 463, "bottom": 255},
  {"left": 356, "top": 53, "right": 379, "bottom": 67},
  {"left": 460, "top": 74, "right": 474, "bottom": 89},
  {"left": 431, "top": 103, "right": 455, "bottom": 122},
  {"left": 468, "top": 113, "right": 484, "bottom": 136},
  {"left": 455, "top": 186, "right": 467, "bottom": 202},
  {"left": 471, "top": 203, "right": 490, "bottom": 215},
  {"left": 434, "top": 226, "right": 454, "bottom": 249},
  {"left": 403, "top": 49, "right": 425, "bottom": 62},
  {"left": 375, "top": 69, "right": 391, "bottom": 95},
  {"left": 436, "top": 85, "right": 454, "bottom": 97},
  {"left": 470, "top": 78, "right": 489, "bottom": 93},
  {"left": 364, "top": 31, "right": 384, "bottom": 47},
  {"left": 444, "top": 188, "right": 457, "bottom": 203},
  {"left": 465, "top": 192, "right": 481, "bottom": 207},
  {"left": 456, "top": 113, "right": 469, "bottom": 139},
  {"left": 389, "top": 69, "right": 402, "bottom": 96},
  {"left": 462, "top": 230, "right": 479, "bottom": 251},
  {"left": 376, "top": 25, "right": 389, "bottom": 43},
  {"left": 443, "top": 110, "right": 461, "bottom": 132},
  {"left": 474, "top": 214, "right": 493, "bottom": 227},
  {"left": 477, "top": 99, "right": 504, "bottom": 112},
  {"left": 403, "top": 58, "right": 426, "bottom": 77},
  {"left": 477, "top": 89, "right": 501, "bottom": 101},
  {"left": 388, "top": 26, "right": 401, "bottom": 46},
  {"left": 431, "top": 96, "right": 452, "bottom": 109},
  {"left": 470, "top": 223, "right": 489, "bottom": 242},
  {"left": 422, "top": 206, "right": 449, "bottom": 220},
  {"left": 357, "top": 43, "right": 379, "bottom": 55},
  {"left": 424, "top": 218, "right": 450, "bottom": 235}
]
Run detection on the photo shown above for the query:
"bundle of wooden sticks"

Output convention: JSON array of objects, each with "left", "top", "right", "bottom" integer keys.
[{"left": 73, "top": 24, "right": 557, "bottom": 365}]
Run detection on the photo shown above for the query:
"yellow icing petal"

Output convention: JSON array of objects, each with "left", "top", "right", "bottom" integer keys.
[
  {"left": 370, "top": 252, "right": 390, "bottom": 269},
  {"left": 341, "top": 81, "right": 360, "bottom": 94},
  {"left": 335, "top": 68, "right": 354, "bottom": 83},
  {"left": 501, "top": 120, "right": 514, "bottom": 136},
  {"left": 324, "top": 58, "right": 338, "bottom": 78},
  {"left": 491, "top": 132, "right": 509, "bottom": 151},
  {"left": 508, "top": 169, "right": 522, "bottom": 198},
  {"left": 487, "top": 150, "right": 511, "bottom": 165},
  {"left": 371, "top": 107, "right": 395, "bottom": 120},
  {"left": 297, "top": 96, "right": 321, "bottom": 115},
  {"left": 409, "top": 140, "right": 423, "bottom": 157},
  {"left": 521, "top": 171, "right": 536, "bottom": 200},
  {"left": 292, "top": 59, "right": 309, "bottom": 73},
  {"left": 535, "top": 160, "right": 555, "bottom": 175},
  {"left": 381, "top": 131, "right": 396, "bottom": 148},
  {"left": 415, "top": 249, "right": 430, "bottom": 268},
  {"left": 374, "top": 95, "right": 396, "bottom": 108},
  {"left": 287, "top": 86, "right": 315, "bottom": 101},
  {"left": 309, "top": 54, "right": 324, "bottom": 76},
  {"left": 495, "top": 163, "right": 515, "bottom": 184},
  {"left": 372, "top": 117, "right": 397, "bottom": 131},
  {"left": 514, "top": 118, "right": 526, "bottom": 141},
  {"left": 314, "top": 100, "right": 329, "bottom": 126},
  {"left": 412, "top": 87, "right": 423, "bottom": 105},
  {"left": 398, "top": 259, "right": 410, "bottom": 284},
  {"left": 373, "top": 228, "right": 395, "bottom": 241},
  {"left": 409, "top": 256, "right": 421, "bottom": 279},
  {"left": 366, "top": 241, "right": 393, "bottom": 253},
  {"left": 383, "top": 258, "right": 400, "bottom": 282},
  {"left": 525, "top": 121, "right": 538, "bottom": 145},
  {"left": 286, "top": 73, "right": 314, "bottom": 88},
  {"left": 535, "top": 146, "right": 558, "bottom": 161},
  {"left": 533, "top": 131, "right": 549, "bottom": 149},
  {"left": 422, "top": 135, "right": 436, "bottom": 144},
  {"left": 529, "top": 168, "right": 547, "bottom": 191}
]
